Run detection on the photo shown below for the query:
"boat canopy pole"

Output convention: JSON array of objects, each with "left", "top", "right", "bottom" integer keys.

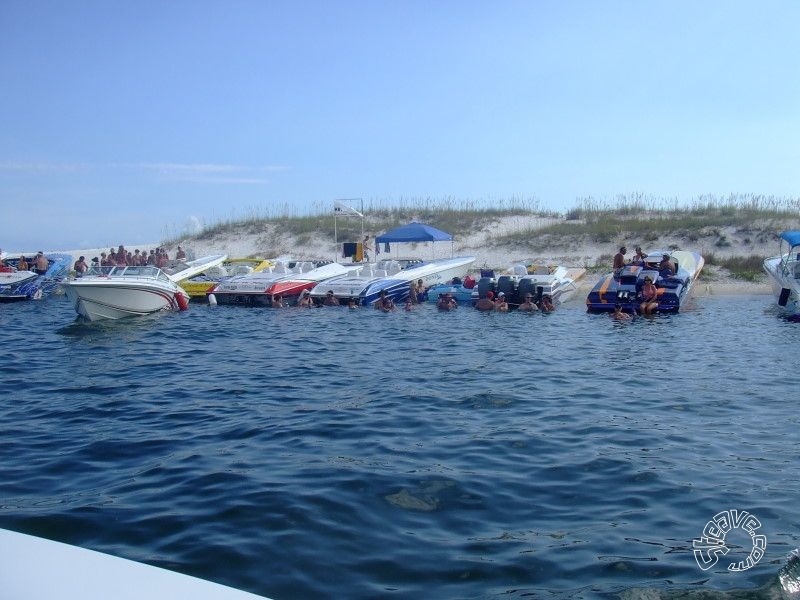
[{"left": 333, "top": 199, "right": 364, "bottom": 262}]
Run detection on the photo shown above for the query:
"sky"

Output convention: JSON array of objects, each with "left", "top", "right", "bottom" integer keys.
[{"left": 2, "top": 1, "right": 800, "bottom": 251}]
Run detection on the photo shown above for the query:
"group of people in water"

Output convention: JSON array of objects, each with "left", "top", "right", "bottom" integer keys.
[{"left": 264, "top": 275, "right": 559, "bottom": 313}]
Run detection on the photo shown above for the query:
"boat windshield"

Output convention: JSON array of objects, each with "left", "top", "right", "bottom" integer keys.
[{"left": 88, "top": 265, "right": 169, "bottom": 282}]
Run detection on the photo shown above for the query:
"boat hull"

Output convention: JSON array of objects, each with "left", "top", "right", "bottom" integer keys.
[
  {"left": 211, "top": 262, "right": 361, "bottom": 306},
  {"left": 763, "top": 255, "right": 800, "bottom": 314},
  {"left": 65, "top": 279, "right": 187, "bottom": 321}
]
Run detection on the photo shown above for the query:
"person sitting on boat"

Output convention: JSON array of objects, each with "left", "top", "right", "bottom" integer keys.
[
  {"left": 494, "top": 292, "right": 509, "bottom": 312},
  {"left": 538, "top": 294, "right": 555, "bottom": 312},
  {"left": 632, "top": 246, "right": 647, "bottom": 265},
  {"left": 518, "top": 293, "right": 539, "bottom": 312},
  {"left": 34, "top": 252, "right": 49, "bottom": 275},
  {"left": 323, "top": 290, "right": 340, "bottom": 306},
  {"left": 659, "top": 253, "right": 674, "bottom": 277},
  {"left": 613, "top": 246, "right": 627, "bottom": 277},
  {"left": 639, "top": 276, "right": 659, "bottom": 314},
  {"left": 73, "top": 256, "right": 88, "bottom": 276},
  {"left": 374, "top": 290, "right": 395, "bottom": 311},
  {"left": 437, "top": 292, "right": 457, "bottom": 311},
  {"left": 175, "top": 245, "right": 187, "bottom": 260},
  {"left": 17, "top": 255, "right": 29, "bottom": 271},
  {"left": 463, "top": 274, "right": 476, "bottom": 289},
  {"left": 475, "top": 290, "right": 495, "bottom": 311}
]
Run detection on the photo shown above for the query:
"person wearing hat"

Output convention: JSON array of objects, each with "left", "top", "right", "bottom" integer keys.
[
  {"left": 494, "top": 291, "right": 509, "bottom": 312},
  {"left": 323, "top": 290, "right": 340, "bottom": 306},
  {"left": 518, "top": 293, "right": 539, "bottom": 312},
  {"left": 613, "top": 246, "right": 627, "bottom": 277},
  {"left": 639, "top": 275, "right": 659, "bottom": 314},
  {"left": 659, "top": 253, "right": 674, "bottom": 277}
]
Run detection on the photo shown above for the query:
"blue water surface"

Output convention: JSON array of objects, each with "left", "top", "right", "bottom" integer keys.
[{"left": 1, "top": 292, "right": 798, "bottom": 599}]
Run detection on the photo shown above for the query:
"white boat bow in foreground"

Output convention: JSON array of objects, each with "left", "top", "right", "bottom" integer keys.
[
  {"left": 64, "top": 255, "right": 226, "bottom": 321},
  {"left": 0, "top": 528, "right": 269, "bottom": 600}
]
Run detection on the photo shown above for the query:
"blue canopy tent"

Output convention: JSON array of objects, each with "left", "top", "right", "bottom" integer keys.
[{"left": 375, "top": 222, "right": 454, "bottom": 258}]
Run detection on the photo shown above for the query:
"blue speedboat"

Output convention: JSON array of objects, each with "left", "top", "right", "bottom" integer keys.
[
  {"left": 585, "top": 250, "right": 704, "bottom": 313},
  {"left": 0, "top": 252, "right": 72, "bottom": 301}
]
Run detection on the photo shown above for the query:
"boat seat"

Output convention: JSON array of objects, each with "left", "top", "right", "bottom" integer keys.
[
  {"left": 206, "top": 266, "right": 227, "bottom": 278},
  {"left": 230, "top": 265, "right": 253, "bottom": 276}
]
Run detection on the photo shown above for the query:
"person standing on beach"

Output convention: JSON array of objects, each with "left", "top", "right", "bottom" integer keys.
[{"left": 362, "top": 235, "right": 373, "bottom": 262}]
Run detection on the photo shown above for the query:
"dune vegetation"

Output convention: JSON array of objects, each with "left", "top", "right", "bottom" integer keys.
[{"left": 164, "top": 193, "right": 800, "bottom": 281}]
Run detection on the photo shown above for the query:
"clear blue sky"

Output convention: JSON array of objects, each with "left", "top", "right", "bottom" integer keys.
[{"left": 2, "top": 1, "right": 799, "bottom": 250}]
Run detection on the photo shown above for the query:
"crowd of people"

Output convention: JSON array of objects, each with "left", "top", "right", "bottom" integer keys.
[
  {"left": 609, "top": 246, "right": 678, "bottom": 319},
  {"left": 75, "top": 244, "right": 188, "bottom": 275}
]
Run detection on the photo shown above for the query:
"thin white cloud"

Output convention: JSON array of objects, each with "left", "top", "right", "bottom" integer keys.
[
  {"left": 0, "top": 161, "right": 87, "bottom": 172},
  {"left": 121, "top": 162, "right": 289, "bottom": 184},
  {"left": 129, "top": 162, "right": 289, "bottom": 174},
  {"left": 0, "top": 160, "right": 288, "bottom": 184}
]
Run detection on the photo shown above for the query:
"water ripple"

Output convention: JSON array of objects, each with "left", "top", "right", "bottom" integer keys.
[{"left": 0, "top": 295, "right": 797, "bottom": 598}]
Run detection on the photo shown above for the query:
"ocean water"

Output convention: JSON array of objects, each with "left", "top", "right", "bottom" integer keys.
[{"left": 1, "top": 292, "right": 799, "bottom": 599}]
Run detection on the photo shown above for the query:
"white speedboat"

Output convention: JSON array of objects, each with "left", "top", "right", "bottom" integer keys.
[
  {"left": 469, "top": 263, "right": 586, "bottom": 308},
  {"left": 0, "top": 527, "right": 270, "bottom": 600},
  {"left": 209, "top": 260, "right": 362, "bottom": 306},
  {"left": 64, "top": 255, "right": 226, "bottom": 321},
  {"left": 763, "top": 230, "right": 800, "bottom": 315}
]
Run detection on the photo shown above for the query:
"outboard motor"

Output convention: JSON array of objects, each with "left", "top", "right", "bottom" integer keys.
[
  {"left": 476, "top": 277, "right": 496, "bottom": 299},
  {"left": 496, "top": 275, "right": 517, "bottom": 303}
]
